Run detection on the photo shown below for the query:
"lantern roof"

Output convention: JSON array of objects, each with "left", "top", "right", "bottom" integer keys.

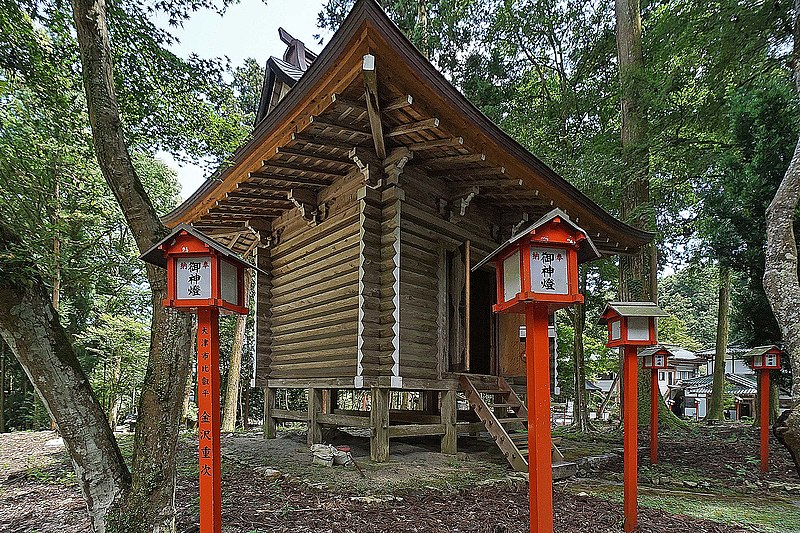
[
  {"left": 597, "top": 301, "right": 669, "bottom": 325},
  {"left": 473, "top": 209, "right": 599, "bottom": 271},
  {"left": 140, "top": 223, "right": 264, "bottom": 273},
  {"left": 638, "top": 345, "right": 675, "bottom": 358},
  {"left": 743, "top": 345, "right": 783, "bottom": 359}
]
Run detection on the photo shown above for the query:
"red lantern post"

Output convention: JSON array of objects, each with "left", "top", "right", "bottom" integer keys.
[
  {"left": 474, "top": 209, "right": 598, "bottom": 533},
  {"left": 599, "top": 302, "right": 668, "bottom": 533},
  {"left": 141, "top": 224, "right": 260, "bottom": 533},
  {"left": 745, "top": 346, "right": 783, "bottom": 473},
  {"left": 639, "top": 346, "right": 672, "bottom": 465}
]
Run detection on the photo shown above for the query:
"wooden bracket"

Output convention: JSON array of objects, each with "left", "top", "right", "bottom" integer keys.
[
  {"left": 350, "top": 146, "right": 383, "bottom": 188},
  {"left": 511, "top": 214, "right": 530, "bottom": 235},
  {"left": 383, "top": 147, "right": 412, "bottom": 186},
  {"left": 288, "top": 189, "right": 325, "bottom": 226},
  {"left": 449, "top": 186, "right": 480, "bottom": 217}
]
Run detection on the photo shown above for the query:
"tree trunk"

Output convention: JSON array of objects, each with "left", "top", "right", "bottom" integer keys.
[
  {"left": 0, "top": 224, "right": 129, "bottom": 531},
  {"left": 107, "top": 348, "right": 123, "bottom": 429},
  {"left": 763, "top": 0, "right": 800, "bottom": 477},
  {"left": 707, "top": 265, "right": 730, "bottom": 420},
  {"left": 572, "top": 268, "right": 592, "bottom": 431},
  {"left": 222, "top": 270, "right": 252, "bottom": 432},
  {"left": 0, "top": 343, "right": 5, "bottom": 433},
  {"left": 70, "top": 0, "right": 193, "bottom": 530}
]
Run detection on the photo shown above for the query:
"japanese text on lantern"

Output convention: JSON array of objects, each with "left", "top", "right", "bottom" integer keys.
[
  {"left": 530, "top": 247, "right": 568, "bottom": 295},
  {"left": 197, "top": 322, "right": 214, "bottom": 479},
  {"left": 176, "top": 256, "right": 211, "bottom": 299}
]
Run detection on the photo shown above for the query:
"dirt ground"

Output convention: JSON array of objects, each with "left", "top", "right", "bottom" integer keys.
[{"left": 1, "top": 424, "right": 799, "bottom": 533}]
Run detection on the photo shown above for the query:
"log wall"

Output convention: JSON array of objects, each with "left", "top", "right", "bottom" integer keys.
[{"left": 263, "top": 171, "right": 363, "bottom": 379}]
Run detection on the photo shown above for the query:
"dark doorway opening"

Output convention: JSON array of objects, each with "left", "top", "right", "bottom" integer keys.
[{"left": 469, "top": 269, "right": 495, "bottom": 375}]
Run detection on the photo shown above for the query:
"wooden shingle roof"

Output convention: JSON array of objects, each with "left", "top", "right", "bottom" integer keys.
[{"left": 163, "top": 0, "right": 652, "bottom": 256}]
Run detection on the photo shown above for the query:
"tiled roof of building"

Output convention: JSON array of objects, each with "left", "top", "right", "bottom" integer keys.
[{"left": 678, "top": 373, "right": 757, "bottom": 396}]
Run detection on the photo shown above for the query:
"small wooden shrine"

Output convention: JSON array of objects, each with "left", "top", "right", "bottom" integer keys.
[{"left": 163, "top": 0, "right": 652, "bottom": 471}]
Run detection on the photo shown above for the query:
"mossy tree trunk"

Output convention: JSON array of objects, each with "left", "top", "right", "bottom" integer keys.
[
  {"left": 707, "top": 265, "right": 730, "bottom": 420},
  {"left": 572, "top": 268, "right": 592, "bottom": 431}
]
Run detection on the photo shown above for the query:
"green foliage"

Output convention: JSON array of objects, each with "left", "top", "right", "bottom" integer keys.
[
  {"left": 658, "top": 265, "right": 723, "bottom": 349},
  {"left": 77, "top": 314, "right": 150, "bottom": 422}
]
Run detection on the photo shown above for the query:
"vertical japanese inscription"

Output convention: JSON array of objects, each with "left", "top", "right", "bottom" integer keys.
[
  {"left": 530, "top": 247, "right": 568, "bottom": 295},
  {"left": 196, "top": 308, "right": 221, "bottom": 533},
  {"left": 177, "top": 256, "right": 212, "bottom": 299}
]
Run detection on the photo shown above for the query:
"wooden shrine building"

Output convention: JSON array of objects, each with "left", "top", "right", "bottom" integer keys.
[{"left": 163, "top": 0, "right": 651, "bottom": 471}]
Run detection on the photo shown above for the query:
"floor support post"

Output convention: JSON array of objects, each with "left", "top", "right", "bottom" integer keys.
[
  {"left": 263, "top": 387, "right": 276, "bottom": 439},
  {"left": 370, "top": 387, "right": 390, "bottom": 462},
  {"left": 308, "top": 387, "right": 322, "bottom": 445},
  {"left": 441, "top": 389, "right": 458, "bottom": 455}
]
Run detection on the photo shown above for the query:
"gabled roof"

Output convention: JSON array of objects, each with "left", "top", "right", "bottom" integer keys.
[
  {"left": 597, "top": 301, "right": 669, "bottom": 325},
  {"left": 163, "top": 0, "right": 653, "bottom": 257},
  {"left": 743, "top": 345, "right": 783, "bottom": 359},
  {"left": 140, "top": 223, "right": 264, "bottom": 273},
  {"left": 638, "top": 345, "right": 674, "bottom": 358},
  {"left": 472, "top": 208, "right": 600, "bottom": 269},
  {"left": 255, "top": 29, "right": 318, "bottom": 123}
]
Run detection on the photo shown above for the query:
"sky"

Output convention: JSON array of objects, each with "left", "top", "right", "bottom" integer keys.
[{"left": 155, "top": 0, "right": 329, "bottom": 200}]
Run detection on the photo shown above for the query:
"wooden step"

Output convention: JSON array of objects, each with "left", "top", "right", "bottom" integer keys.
[
  {"left": 496, "top": 417, "right": 526, "bottom": 424},
  {"left": 459, "top": 374, "right": 573, "bottom": 480}
]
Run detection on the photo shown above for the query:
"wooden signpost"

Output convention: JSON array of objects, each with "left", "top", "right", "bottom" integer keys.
[
  {"left": 141, "top": 224, "right": 259, "bottom": 533},
  {"left": 475, "top": 209, "right": 598, "bottom": 532},
  {"left": 599, "top": 302, "right": 668, "bottom": 533},
  {"left": 639, "top": 345, "right": 673, "bottom": 465},
  {"left": 745, "top": 345, "right": 783, "bottom": 473}
]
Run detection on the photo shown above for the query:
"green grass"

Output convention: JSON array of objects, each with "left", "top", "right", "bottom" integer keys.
[{"left": 569, "top": 481, "right": 800, "bottom": 533}]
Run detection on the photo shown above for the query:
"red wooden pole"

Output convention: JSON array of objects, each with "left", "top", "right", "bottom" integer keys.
[
  {"left": 197, "top": 307, "right": 222, "bottom": 533},
  {"left": 759, "top": 370, "right": 769, "bottom": 473},
  {"left": 650, "top": 368, "right": 658, "bottom": 465},
  {"left": 623, "top": 345, "right": 638, "bottom": 533},
  {"left": 525, "top": 304, "right": 553, "bottom": 533}
]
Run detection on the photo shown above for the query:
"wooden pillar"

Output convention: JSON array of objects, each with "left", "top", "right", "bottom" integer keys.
[
  {"left": 370, "top": 387, "right": 390, "bottom": 462},
  {"left": 262, "top": 387, "right": 276, "bottom": 439},
  {"left": 650, "top": 368, "right": 658, "bottom": 465},
  {"left": 525, "top": 304, "right": 553, "bottom": 533},
  {"left": 308, "top": 388, "right": 322, "bottom": 445},
  {"left": 441, "top": 389, "right": 457, "bottom": 455},
  {"left": 759, "top": 370, "right": 770, "bottom": 473},
  {"left": 623, "top": 345, "right": 639, "bottom": 533}
]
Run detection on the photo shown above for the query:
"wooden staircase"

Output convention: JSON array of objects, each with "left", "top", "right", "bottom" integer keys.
[{"left": 459, "top": 375, "right": 577, "bottom": 480}]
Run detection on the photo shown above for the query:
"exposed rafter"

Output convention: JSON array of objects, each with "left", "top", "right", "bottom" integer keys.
[
  {"left": 275, "top": 146, "right": 353, "bottom": 165},
  {"left": 247, "top": 172, "right": 331, "bottom": 187},
  {"left": 290, "top": 132, "right": 360, "bottom": 152},
  {"left": 260, "top": 160, "right": 347, "bottom": 180},
  {"left": 384, "top": 94, "right": 413, "bottom": 112},
  {"left": 309, "top": 115, "right": 371, "bottom": 136},
  {"left": 433, "top": 166, "right": 506, "bottom": 179},
  {"left": 407, "top": 136, "right": 463, "bottom": 151},
  {"left": 386, "top": 118, "right": 439, "bottom": 138}
]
